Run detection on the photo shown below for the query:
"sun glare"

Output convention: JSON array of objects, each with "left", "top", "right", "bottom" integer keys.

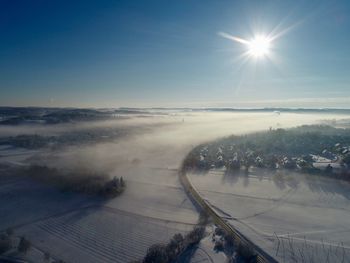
[
  {"left": 248, "top": 35, "right": 271, "bottom": 58},
  {"left": 219, "top": 32, "right": 274, "bottom": 60}
]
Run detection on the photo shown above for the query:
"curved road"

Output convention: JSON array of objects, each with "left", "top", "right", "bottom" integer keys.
[{"left": 179, "top": 169, "right": 278, "bottom": 263}]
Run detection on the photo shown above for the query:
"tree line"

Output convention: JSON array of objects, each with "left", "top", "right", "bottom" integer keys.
[{"left": 20, "top": 165, "right": 126, "bottom": 197}]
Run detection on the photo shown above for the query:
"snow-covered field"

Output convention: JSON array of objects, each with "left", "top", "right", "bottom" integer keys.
[
  {"left": 0, "top": 145, "right": 40, "bottom": 165},
  {"left": 0, "top": 171, "right": 197, "bottom": 262},
  {"left": 18, "top": 205, "right": 193, "bottom": 263},
  {"left": 1, "top": 110, "right": 350, "bottom": 262},
  {"left": 188, "top": 169, "right": 350, "bottom": 262}
]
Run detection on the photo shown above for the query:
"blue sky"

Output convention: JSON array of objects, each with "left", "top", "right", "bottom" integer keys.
[{"left": 0, "top": 0, "right": 349, "bottom": 108}]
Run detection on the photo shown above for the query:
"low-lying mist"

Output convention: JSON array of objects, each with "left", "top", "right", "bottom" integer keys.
[{"left": 19, "top": 111, "right": 350, "bottom": 186}]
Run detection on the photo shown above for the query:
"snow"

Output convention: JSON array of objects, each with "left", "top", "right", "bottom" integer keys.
[
  {"left": 0, "top": 174, "right": 196, "bottom": 262},
  {"left": 17, "top": 207, "right": 193, "bottom": 263},
  {"left": 0, "top": 175, "right": 100, "bottom": 230},
  {"left": 179, "top": 226, "right": 227, "bottom": 263},
  {"left": 0, "top": 146, "right": 40, "bottom": 165},
  {"left": 189, "top": 169, "right": 350, "bottom": 262}
]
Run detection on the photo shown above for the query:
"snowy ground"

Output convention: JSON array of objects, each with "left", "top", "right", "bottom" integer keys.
[
  {"left": 188, "top": 169, "right": 350, "bottom": 262},
  {"left": 0, "top": 171, "right": 196, "bottom": 262},
  {"left": 179, "top": 225, "right": 227, "bottom": 263},
  {"left": 18, "top": 206, "right": 193, "bottom": 263},
  {"left": 1, "top": 111, "right": 350, "bottom": 262},
  {"left": 0, "top": 145, "right": 40, "bottom": 165}
]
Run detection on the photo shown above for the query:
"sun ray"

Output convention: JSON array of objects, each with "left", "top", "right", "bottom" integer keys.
[{"left": 218, "top": 32, "right": 250, "bottom": 45}]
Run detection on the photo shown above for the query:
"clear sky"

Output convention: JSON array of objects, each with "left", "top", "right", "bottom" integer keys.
[{"left": 1, "top": 0, "right": 349, "bottom": 108}]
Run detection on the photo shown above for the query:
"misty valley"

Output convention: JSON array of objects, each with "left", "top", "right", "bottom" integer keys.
[{"left": 0, "top": 108, "right": 350, "bottom": 263}]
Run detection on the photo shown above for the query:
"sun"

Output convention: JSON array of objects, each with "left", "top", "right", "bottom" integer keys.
[
  {"left": 247, "top": 35, "right": 271, "bottom": 58},
  {"left": 218, "top": 32, "right": 274, "bottom": 60}
]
